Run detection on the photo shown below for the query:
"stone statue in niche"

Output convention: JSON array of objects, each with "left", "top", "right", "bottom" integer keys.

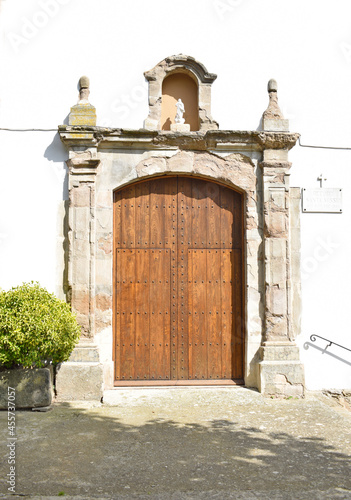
[{"left": 175, "top": 99, "right": 185, "bottom": 124}]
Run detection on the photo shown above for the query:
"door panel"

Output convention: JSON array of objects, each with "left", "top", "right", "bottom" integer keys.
[{"left": 114, "top": 176, "right": 244, "bottom": 384}]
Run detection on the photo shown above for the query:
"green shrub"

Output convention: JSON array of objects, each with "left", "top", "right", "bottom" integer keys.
[{"left": 0, "top": 282, "right": 81, "bottom": 369}]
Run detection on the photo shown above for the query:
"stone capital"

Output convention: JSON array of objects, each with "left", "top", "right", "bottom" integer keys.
[{"left": 66, "top": 149, "right": 100, "bottom": 176}]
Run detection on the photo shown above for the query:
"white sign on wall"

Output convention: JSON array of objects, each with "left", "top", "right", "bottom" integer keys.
[{"left": 302, "top": 188, "right": 342, "bottom": 213}]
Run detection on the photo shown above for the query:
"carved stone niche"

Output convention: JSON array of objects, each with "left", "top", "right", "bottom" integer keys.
[{"left": 144, "top": 54, "right": 219, "bottom": 132}]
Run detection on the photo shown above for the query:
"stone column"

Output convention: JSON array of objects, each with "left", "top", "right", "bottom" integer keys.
[{"left": 258, "top": 80, "right": 305, "bottom": 397}]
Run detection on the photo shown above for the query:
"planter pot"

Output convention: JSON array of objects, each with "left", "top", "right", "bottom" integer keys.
[{"left": 0, "top": 367, "right": 53, "bottom": 410}]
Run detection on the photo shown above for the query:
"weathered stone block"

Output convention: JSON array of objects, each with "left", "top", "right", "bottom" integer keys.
[
  {"left": 96, "top": 293, "right": 112, "bottom": 311},
  {"left": 72, "top": 257, "right": 90, "bottom": 285},
  {"left": 72, "top": 289, "right": 90, "bottom": 316},
  {"left": 168, "top": 151, "right": 194, "bottom": 172},
  {"left": 170, "top": 123, "right": 190, "bottom": 132},
  {"left": 0, "top": 368, "right": 52, "bottom": 409},
  {"left": 265, "top": 314, "right": 288, "bottom": 339},
  {"left": 269, "top": 190, "right": 286, "bottom": 209},
  {"left": 270, "top": 238, "right": 287, "bottom": 260},
  {"left": 71, "top": 185, "right": 91, "bottom": 208},
  {"left": 95, "top": 309, "right": 112, "bottom": 332},
  {"left": 55, "top": 362, "right": 103, "bottom": 401},
  {"left": 263, "top": 149, "right": 289, "bottom": 161},
  {"left": 136, "top": 157, "right": 167, "bottom": 177},
  {"left": 265, "top": 211, "right": 287, "bottom": 237},
  {"left": 97, "top": 234, "right": 112, "bottom": 255},
  {"left": 73, "top": 239, "right": 90, "bottom": 260},
  {"left": 143, "top": 117, "right": 159, "bottom": 130},
  {"left": 266, "top": 285, "right": 287, "bottom": 315},
  {"left": 262, "top": 118, "right": 289, "bottom": 132},
  {"left": 69, "top": 104, "right": 96, "bottom": 126},
  {"left": 95, "top": 258, "right": 112, "bottom": 286},
  {"left": 260, "top": 344, "right": 301, "bottom": 361},
  {"left": 69, "top": 344, "right": 100, "bottom": 363},
  {"left": 270, "top": 258, "right": 287, "bottom": 285},
  {"left": 259, "top": 360, "right": 305, "bottom": 397},
  {"left": 96, "top": 208, "right": 112, "bottom": 230},
  {"left": 73, "top": 207, "right": 90, "bottom": 232}
]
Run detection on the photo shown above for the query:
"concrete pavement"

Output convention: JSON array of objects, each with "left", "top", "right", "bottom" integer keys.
[{"left": 1, "top": 387, "right": 351, "bottom": 499}]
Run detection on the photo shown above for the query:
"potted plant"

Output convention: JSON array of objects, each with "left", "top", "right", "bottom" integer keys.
[{"left": 0, "top": 282, "right": 80, "bottom": 409}]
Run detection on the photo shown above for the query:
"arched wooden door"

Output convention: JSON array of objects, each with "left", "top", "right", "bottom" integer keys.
[{"left": 113, "top": 176, "right": 244, "bottom": 385}]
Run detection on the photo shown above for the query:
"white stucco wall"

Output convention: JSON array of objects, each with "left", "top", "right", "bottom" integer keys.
[{"left": 1, "top": 0, "right": 351, "bottom": 390}]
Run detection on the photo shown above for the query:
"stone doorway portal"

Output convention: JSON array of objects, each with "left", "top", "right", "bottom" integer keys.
[
  {"left": 58, "top": 54, "right": 305, "bottom": 399},
  {"left": 113, "top": 176, "right": 244, "bottom": 385}
]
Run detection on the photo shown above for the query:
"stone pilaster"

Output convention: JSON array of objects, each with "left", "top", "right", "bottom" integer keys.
[
  {"left": 259, "top": 158, "right": 305, "bottom": 397},
  {"left": 258, "top": 80, "right": 305, "bottom": 397},
  {"left": 55, "top": 77, "right": 103, "bottom": 402},
  {"left": 66, "top": 149, "right": 100, "bottom": 339},
  {"left": 55, "top": 148, "right": 104, "bottom": 402}
]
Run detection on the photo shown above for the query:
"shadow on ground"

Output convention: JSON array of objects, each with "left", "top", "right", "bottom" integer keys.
[{"left": 2, "top": 401, "right": 351, "bottom": 499}]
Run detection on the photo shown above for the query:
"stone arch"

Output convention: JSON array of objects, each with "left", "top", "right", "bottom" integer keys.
[
  {"left": 111, "top": 150, "right": 261, "bottom": 379},
  {"left": 144, "top": 54, "right": 218, "bottom": 131},
  {"left": 132, "top": 151, "right": 256, "bottom": 200}
]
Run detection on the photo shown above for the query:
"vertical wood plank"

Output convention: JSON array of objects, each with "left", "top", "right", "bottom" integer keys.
[
  {"left": 149, "top": 250, "right": 171, "bottom": 380},
  {"left": 113, "top": 189, "right": 122, "bottom": 380},
  {"left": 135, "top": 182, "right": 150, "bottom": 249},
  {"left": 163, "top": 249, "right": 171, "bottom": 380},
  {"left": 177, "top": 178, "right": 190, "bottom": 380},
  {"left": 233, "top": 191, "right": 243, "bottom": 249},
  {"left": 114, "top": 249, "right": 121, "bottom": 380},
  {"left": 232, "top": 249, "right": 243, "bottom": 379},
  {"left": 119, "top": 249, "right": 135, "bottom": 380},
  {"left": 221, "top": 249, "right": 233, "bottom": 379},
  {"left": 207, "top": 249, "right": 222, "bottom": 379},
  {"left": 114, "top": 190, "right": 123, "bottom": 249},
  {"left": 170, "top": 179, "right": 178, "bottom": 379},
  {"left": 122, "top": 184, "right": 136, "bottom": 248},
  {"left": 164, "top": 178, "right": 174, "bottom": 249},
  {"left": 220, "top": 186, "right": 234, "bottom": 249},
  {"left": 191, "top": 249, "right": 207, "bottom": 380},
  {"left": 191, "top": 179, "right": 207, "bottom": 249},
  {"left": 188, "top": 249, "right": 194, "bottom": 379},
  {"left": 134, "top": 249, "right": 150, "bottom": 380},
  {"left": 207, "top": 182, "right": 220, "bottom": 249},
  {"left": 150, "top": 179, "right": 164, "bottom": 249}
]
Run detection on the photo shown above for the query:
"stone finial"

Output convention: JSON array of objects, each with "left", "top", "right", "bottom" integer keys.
[
  {"left": 68, "top": 75, "right": 96, "bottom": 126},
  {"left": 262, "top": 79, "right": 289, "bottom": 132},
  {"left": 78, "top": 75, "right": 90, "bottom": 103},
  {"left": 267, "top": 78, "right": 278, "bottom": 93}
]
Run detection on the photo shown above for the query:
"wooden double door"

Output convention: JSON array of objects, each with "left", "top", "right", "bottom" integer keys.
[{"left": 113, "top": 176, "right": 244, "bottom": 384}]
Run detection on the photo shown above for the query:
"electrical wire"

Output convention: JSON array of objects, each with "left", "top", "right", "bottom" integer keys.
[
  {"left": 298, "top": 137, "right": 351, "bottom": 151},
  {"left": 0, "top": 127, "right": 58, "bottom": 132}
]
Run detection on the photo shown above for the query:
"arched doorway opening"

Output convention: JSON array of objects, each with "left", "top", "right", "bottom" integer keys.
[{"left": 113, "top": 176, "right": 244, "bottom": 385}]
